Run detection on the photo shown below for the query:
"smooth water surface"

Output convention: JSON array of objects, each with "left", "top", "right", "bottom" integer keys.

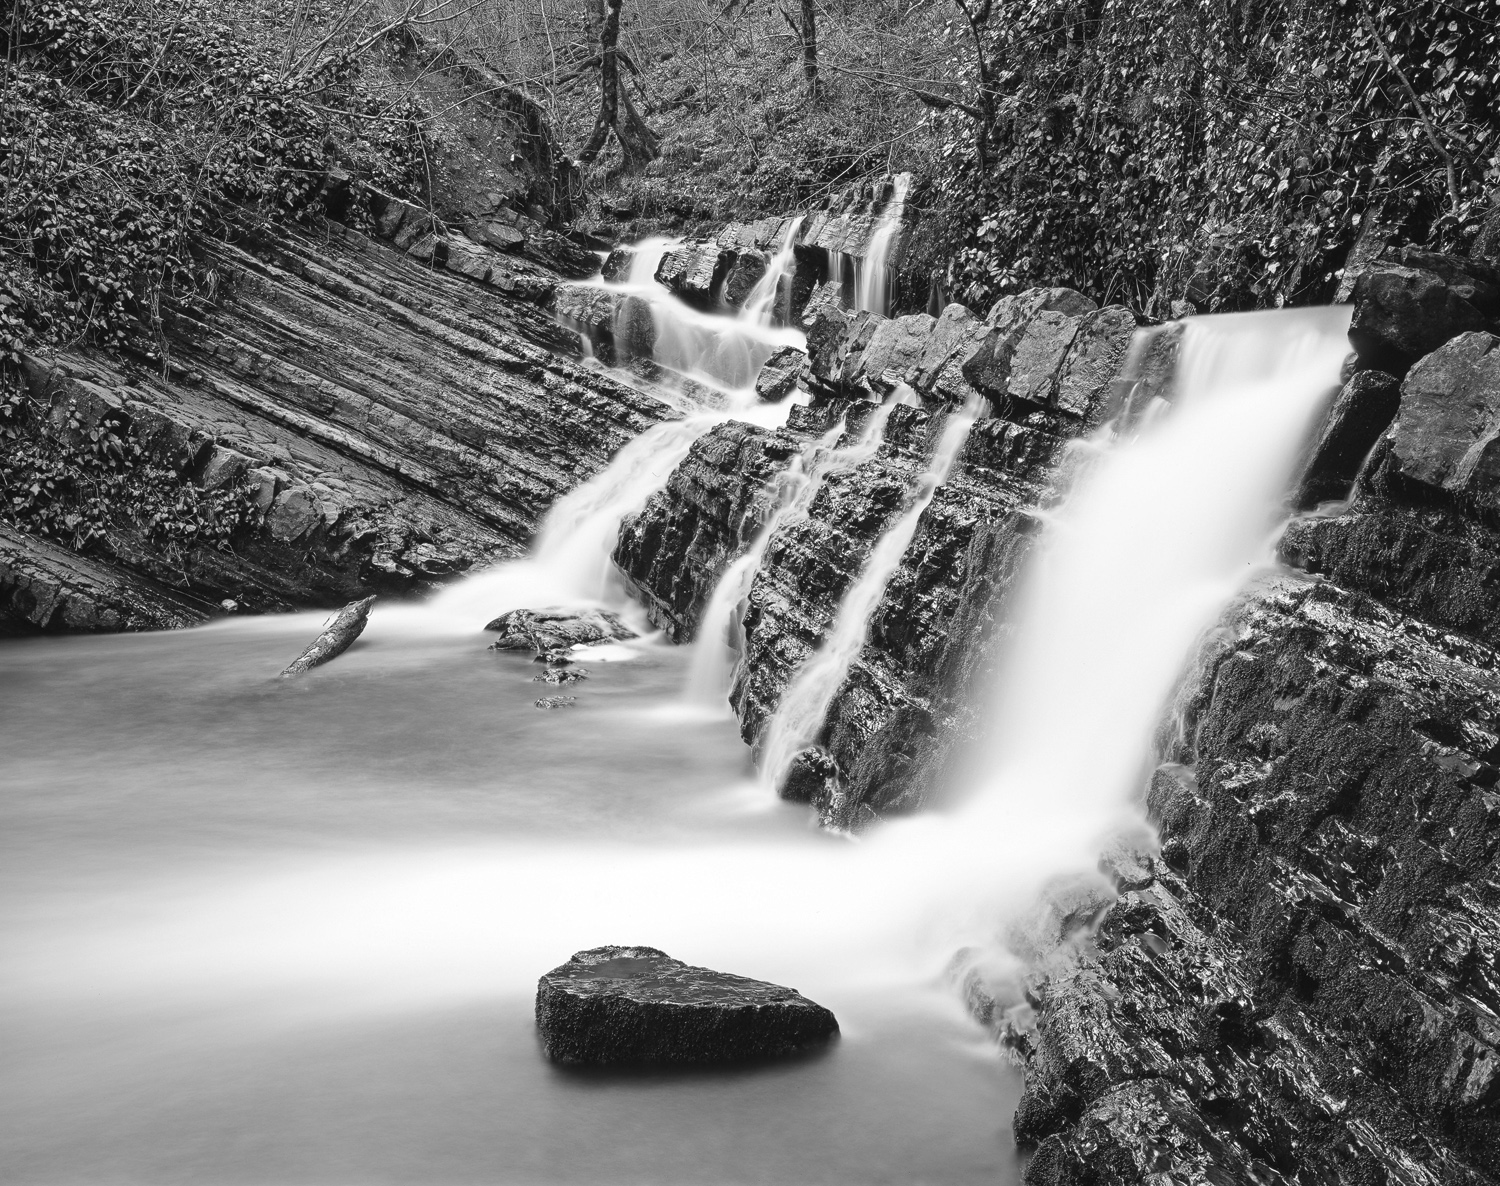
[{"left": 0, "top": 615, "right": 1021, "bottom": 1185}]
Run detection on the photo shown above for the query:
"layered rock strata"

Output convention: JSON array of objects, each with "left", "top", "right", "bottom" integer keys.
[{"left": 1, "top": 205, "right": 673, "bottom": 632}]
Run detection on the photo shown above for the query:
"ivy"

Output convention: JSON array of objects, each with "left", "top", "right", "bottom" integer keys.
[
  {"left": 0, "top": 0, "right": 425, "bottom": 354},
  {"left": 923, "top": 0, "right": 1500, "bottom": 316},
  {"left": 0, "top": 371, "right": 259, "bottom": 568}
]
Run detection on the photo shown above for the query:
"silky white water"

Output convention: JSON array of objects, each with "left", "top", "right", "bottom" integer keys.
[
  {"left": 855, "top": 219, "right": 898, "bottom": 316},
  {"left": 897, "top": 306, "right": 1355, "bottom": 947},
  {"left": 582, "top": 236, "right": 806, "bottom": 393},
  {"left": 742, "top": 215, "right": 805, "bottom": 327}
]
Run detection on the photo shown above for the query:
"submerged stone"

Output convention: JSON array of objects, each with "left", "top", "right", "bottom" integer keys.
[
  {"left": 533, "top": 695, "right": 577, "bottom": 709},
  {"left": 535, "top": 945, "right": 838, "bottom": 1066},
  {"left": 533, "top": 666, "right": 589, "bottom": 684},
  {"left": 486, "top": 606, "right": 636, "bottom": 658}
]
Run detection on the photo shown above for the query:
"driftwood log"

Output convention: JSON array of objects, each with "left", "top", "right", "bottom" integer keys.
[{"left": 280, "top": 596, "right": 376, "bottom": 677}]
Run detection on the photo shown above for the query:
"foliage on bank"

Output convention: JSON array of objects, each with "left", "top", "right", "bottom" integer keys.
[
  {"left": 0, "top": 0, "right": 425, "bottom": 358},
  {"left": 0, "top": 376, "right": 257, "bottom": 566},
  {"left": 921, "top": 0, "right": 1500, "bottom": 316}
]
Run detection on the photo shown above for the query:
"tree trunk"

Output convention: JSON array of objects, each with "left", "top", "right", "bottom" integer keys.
[
  {"left": 800, "top": 0, "right": 819, "bottom": 97},
  {"left": 577, "top": 0, "right": 659, "bottom": 171}
]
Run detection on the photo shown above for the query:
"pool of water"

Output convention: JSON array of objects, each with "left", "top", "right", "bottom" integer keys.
[{"left": 0, "top": 612, "right": 1023, "bottom": 1185}]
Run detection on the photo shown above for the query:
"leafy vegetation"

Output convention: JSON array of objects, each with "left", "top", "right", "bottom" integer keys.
[
  {"left": 0, "top": 374, "right": 257, "bottom": 565},
  {"left": 921, "top": 0, "right": 1500, "bottom": 315},
  {"left": 0, "top": 0, "right": 426, "bottom": 356}
]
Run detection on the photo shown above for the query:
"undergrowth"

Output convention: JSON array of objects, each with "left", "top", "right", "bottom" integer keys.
[
  {"left": 0, "top": 0, "right": 426, "bottom": 358},
  {"left": 916, "top": 0, "right": 1500, "bottom": 316},
  {"left": 0, "top": 373, "right": 259, "bottom": 567}
]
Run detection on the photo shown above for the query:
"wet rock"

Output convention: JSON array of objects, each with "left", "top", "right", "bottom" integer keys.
[
  {"left": 534, "top": 666, "right": 589, "bottom": 684},
  {"left": 1295, "top": 368, "right": 1402, "bottom": 505},
  {"left": 655, "top": 241, "right": 732, "bottom": 310},
  {"left": 779, "top": 746, "right": 841, "bottom": 807},
  {"left": 1383, "top": 331, "right": 1500, "bottom": 510},
  {"left": 1013, "top": 577, "right": 1500, "bottom": 1184},
  {"left": 1349, "top": 260, "right": 1494, "bottom": 374},
  {"left": 280, "top": 595, "right": 376, "bottom": 676},
  {"left": 485, "top": 607, "right": 637, "bottom": 657},
  {"left": 535, "top": 945, "right": 838, "bottom": 1065},
  {"left": 0, "top": 524, "right": 209, "bottom": 634},
  {"left": 533, "top": 695, "right": 577, "bottom": 709},
  {"left": 754, "top": 345, "right": 805, "bottom": 403},
  {"left": 614, "top": 423, "right": 802, "bottom": 641}
]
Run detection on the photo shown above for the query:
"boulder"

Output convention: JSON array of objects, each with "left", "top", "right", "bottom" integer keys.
[
  {"left": 1384, "top": 331, "right": 1500, "bottom": 510},
  {"left": 1349, "top": 262, "right": 1493, "bottom": 374},
  {"left": 655, "top": 241, "right": 731, "bottom": 310},
  {"left": 779, "top": 745, "right": 841, "bottom": 809},
  {"left": 753, "top": 345, "right": 805, "bottom": 403},
  {"left": 280, "top": 595, "right": 376, "bottom": 677},
  {"left": 485, "top": 606, "right": 637, "bottom": 657},
  {"left": 535, "top": 945, "right": 839, "bottom": 1065},
  {"left": 1296, "top": 368, "right": 1402, "bottom": 506}
]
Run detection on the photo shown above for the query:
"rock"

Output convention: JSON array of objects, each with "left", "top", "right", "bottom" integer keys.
[
  {"left": 1383, "top": 331, "right": 1500, "bottom": 510},
  {"left": 1349, "top": 261, "right": 1493, "bottom": 374},
  {"left": 753, "top": 345, "right": 804, "bottom": 403},
  {"left": 485, "top": 606, "right": 637, "bottom": 656},
  {"left": 0, "top": 523, "right": 209, "bottom": 634},
  {"left": 535, "top": 945, "right": 838, "bottom": 1065},
  {"left": 1012, "top": 577, "right": 1500, "bottom": 1184},
  {"left": 601, "top": 246, "right": 634, "bottom": 282},
  {"left": 655, "top": 241, "right": 731, "bottom": 310},
  {"left": 779, "top": 746, "right": 840, "bottom": 808},
  {"left": 279, "top": 595, "right": 375, "bottom": 676},
  {"left": 1295, "top": 368, "right": 1402, "bottom": 505},
  {"left": 533, "top": 695, "right": 576, "bottom": 709},
  {"left": 534, "top": 666, "right": 588, "bottom": 684}
]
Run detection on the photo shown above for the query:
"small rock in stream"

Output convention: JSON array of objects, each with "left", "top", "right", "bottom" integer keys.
[
  {"left": 533, "top": 695, "right": 577, "bottom": 709},
  {"left": 279, "top": 596, "right": 375, "bottom": 677},
  {"left": 535, "top": 945, "right": 839, "bottom": 1066},
  {"left": 534, "top": 667, "right": 589, "bottom": 684},
  {"left": 486, "top": 606, "right": 636, "bottom": 659}
]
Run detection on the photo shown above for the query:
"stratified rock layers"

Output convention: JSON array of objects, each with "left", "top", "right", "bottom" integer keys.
[{"left": 1, "top": 214, "right": 672, "bottom": 633}]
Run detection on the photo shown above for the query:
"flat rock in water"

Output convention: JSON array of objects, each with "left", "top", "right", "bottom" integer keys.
[
  {"left": 280, "top": 596, "right": 375, "bottom": 677},
  {"left": 535, "top": 945, "right": 839, "bottom": 1066},
  {"left": 486, "top": 606, "right": 636, "bottom": 658},
  {"left": 533, "top": 695, "right": 576, "bottom": 709}
]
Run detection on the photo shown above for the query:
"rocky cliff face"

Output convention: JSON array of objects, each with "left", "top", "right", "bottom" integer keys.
[
  {"left": 0, "top": 195, "right": 673, "bottom": 633},
  {"left": 1011, "top": 255, "right": 1500, "bottom": 1184}
]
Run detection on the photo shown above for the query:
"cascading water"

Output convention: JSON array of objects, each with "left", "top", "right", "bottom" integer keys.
[
  {"left": 889, "top": 305, "right": 1354, "bottom": 951},
  {"left": 418, "top": 231, "right": 814, "bottom": 634},
  {"left": 854, "top": 218, "right": 898, "bottom": 316},
  {"left": 582, "top": 236, "right": 805, "bottom": 394},
  {"left": 757, "top": 395, "right": 983, "bottom": 792},
  {"left": 742, "top": 215, "right": 805, "bottom": 327},
  {"left": 685, "top": 397, "right": 902, "bottom": 707}
]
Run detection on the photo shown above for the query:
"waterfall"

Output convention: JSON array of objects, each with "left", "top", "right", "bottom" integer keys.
[
  {"left": 742, "top": 216, "right": 805, "bottom": 328},
  {"left": 414, "top": 238, "right": 809, "bottom": 633},
  {"left": 854, "top": 219, "right": 898, "bottom": 316},
  {"left": 758, "top": 395, "right": 983, "bottom": 791},
  {"left": 685, "top": 399, "right": 900, "bottom": 707},
  {"left": 580, "top": 236, "right": 805, "bottom": 395},
  {"left": 904, "top": 306, "right": 1353, "bottom": 948}
]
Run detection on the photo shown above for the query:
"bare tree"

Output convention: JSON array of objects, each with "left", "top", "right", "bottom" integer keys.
[
  {"left": 800, "top": 0, "right": 819, "bottom": 97},
  {"left": 577, "top": 0, "right": 660, "bottom": 170}
]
